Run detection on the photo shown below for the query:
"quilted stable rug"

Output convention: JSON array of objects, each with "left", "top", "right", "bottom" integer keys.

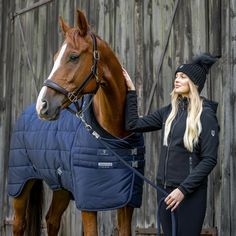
[{"left": 8, "top": 97, "right": 145, "bottom": 211}]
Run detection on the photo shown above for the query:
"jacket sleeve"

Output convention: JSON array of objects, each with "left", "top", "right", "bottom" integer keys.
[
  {"left": 178, "top": 109, "right": 220, "bottom": 195},
  {"left": 125, "top": 91, "right": 164, "bottom": 132}
]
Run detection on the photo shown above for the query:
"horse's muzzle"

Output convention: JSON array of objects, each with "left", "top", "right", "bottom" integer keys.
[{"left": 36, "top": 87, "right": 63, "bottom": 120}]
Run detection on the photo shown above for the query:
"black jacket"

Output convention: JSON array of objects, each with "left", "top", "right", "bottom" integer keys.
[{"left": 125, "top": 91, "right": 219, "bottom": 195}]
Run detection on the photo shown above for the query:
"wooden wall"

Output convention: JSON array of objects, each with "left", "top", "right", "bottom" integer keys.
[{"left": 0, "top": 0, "right": 235, "bottom": 235}]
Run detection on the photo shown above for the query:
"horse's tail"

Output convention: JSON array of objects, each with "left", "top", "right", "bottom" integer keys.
[{"left": 25, "top": 179, "right": 44, "bottom": 236}]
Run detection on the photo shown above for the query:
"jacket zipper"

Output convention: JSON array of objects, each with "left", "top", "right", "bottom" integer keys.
[
  {"left": 189, "top": 156, "right": 193, "bottom": 173},
  {"left": 163, "top": 109, "right": 184, "bottom": 189}
]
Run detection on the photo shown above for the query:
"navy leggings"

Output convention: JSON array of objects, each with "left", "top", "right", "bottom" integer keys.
[{"left": 157, "top": 184, "right": 207, "bottom": 236}]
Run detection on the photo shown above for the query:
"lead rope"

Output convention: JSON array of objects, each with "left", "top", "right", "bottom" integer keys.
[{"left": 78, "top": 113, "right": 177, "bottom": 236}]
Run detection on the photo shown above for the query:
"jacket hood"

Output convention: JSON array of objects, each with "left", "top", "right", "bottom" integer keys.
[{"left": 202, "top": 98, "right": 218, "bottom": 113}]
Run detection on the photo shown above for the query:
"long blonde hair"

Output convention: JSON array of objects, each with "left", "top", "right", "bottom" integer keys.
[{"left": 163, "top": 79, "right": 203, "bottom": 152}]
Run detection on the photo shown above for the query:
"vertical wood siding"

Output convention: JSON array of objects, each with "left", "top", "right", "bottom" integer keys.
[{"left": 0, "top": 0, "right": 235, "bottom": 235}]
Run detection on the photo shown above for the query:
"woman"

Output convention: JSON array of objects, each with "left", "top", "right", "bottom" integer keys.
[{"left": 123, "top": 53, "right": 219, "bottom": 236}]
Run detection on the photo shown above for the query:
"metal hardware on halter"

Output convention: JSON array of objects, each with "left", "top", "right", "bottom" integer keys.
[
  {"left": 94, "top": 74, "right": 99, "bottom": 83},
  {"left": 68, "top": 91, "right": 79, "bottom": 103},
  {"left": 93, "top": 50, "right": 100, "bottom": 60}
]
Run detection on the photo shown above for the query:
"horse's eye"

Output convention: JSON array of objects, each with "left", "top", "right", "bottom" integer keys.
[{"left": 69, "top": 54, "right": 80, "bottom": 62}]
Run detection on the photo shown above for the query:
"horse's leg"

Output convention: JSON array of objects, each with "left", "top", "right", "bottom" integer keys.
[
  {"left": 12, "top": 179, "right": 36, "bottom": 236},
  {"left": 45, "top": 189, "right": 71, "bottom": 236},
  {"left": 81, "top": 211, "right": 98, "bottom": 236},
  {"left": 117, "top": 206, "right": 134, "bottom": 236}
]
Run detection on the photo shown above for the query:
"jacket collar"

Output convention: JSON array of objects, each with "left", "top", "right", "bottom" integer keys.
[{"left": 177, "top": 96, "right": 189, "bottom": 110}]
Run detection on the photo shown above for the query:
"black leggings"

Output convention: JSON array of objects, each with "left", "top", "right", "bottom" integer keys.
[{"left": 157, "top": 184, "right": 207, "bottom": 236}]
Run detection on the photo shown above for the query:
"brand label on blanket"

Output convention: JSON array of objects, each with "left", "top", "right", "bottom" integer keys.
[{"left": 98, "top": 162, "right": 113, "bottom": 168}]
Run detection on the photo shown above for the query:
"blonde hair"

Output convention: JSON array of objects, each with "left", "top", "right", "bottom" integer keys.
[{"left": 163, "top": 79, "right": 203, "bottom": 152}]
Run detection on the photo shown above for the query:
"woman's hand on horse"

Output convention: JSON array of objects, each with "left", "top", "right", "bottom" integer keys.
[
  {"left": 165, "top": 188, "right": 185, "bottom": 212},
  {"left": 122, "top": 68, "right": 136, "bottom": 91}
]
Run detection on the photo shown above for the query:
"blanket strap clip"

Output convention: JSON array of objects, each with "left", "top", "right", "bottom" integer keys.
[{"left": 92, "top": 130, "right": 100, "bottom": 139}]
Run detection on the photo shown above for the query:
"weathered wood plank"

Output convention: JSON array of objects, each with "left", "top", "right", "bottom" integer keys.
[
  {"left": 135, "top": 227, "right": 218, "bottom": 235},
  {"left": 0, "top": 1, "right": 15, "bottom": 236},
  {"left": 218, "top": 1, "right": 232, "bottom": 235},
  {"left": 229, "top": 1, "right": 236, "bottom": 235}
]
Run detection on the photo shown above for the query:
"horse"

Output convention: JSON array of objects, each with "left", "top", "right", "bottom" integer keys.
[{"left": 9, "top": 9, "right": 145, "bottom": 236}]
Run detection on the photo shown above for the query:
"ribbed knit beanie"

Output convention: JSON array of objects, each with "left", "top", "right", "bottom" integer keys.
[{"left": 175, "top": 53, "right": 218, "bottom": 93}]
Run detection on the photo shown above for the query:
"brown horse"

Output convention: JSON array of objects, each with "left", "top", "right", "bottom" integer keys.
[{"left": 12, "top": 9, "right": 135, "bottom": 236}]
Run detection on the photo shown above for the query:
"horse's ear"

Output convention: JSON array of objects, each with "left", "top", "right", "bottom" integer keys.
[
  {"left": 76, "top": 9, "right": 89, "bottom": 36},
  {"left": 59, "top": 16, "right": 70, "bottom": 34}
]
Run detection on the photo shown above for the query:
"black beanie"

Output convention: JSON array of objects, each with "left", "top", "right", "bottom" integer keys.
[{"left": 175, "top": 53, "right": 218, "bottom": 93}]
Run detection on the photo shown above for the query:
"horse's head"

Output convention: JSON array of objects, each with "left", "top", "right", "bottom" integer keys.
[{"left": 36, "top": 10, "right": 100, "bottom": 120}]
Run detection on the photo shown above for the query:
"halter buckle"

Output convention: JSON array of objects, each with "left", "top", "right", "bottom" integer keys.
[
  {"left": 94, "top": 74, "right": 99, "bottom": 83},
  {"left": 93, "top": 50, "right": 100, "bottom": 60},
  {"left": 68, "top": 92, "right": 79, "bottom": 103}
]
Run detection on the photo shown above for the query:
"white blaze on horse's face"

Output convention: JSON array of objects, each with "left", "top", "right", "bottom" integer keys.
[
  {"left": 47, "top": 43, "right": 67, "bottom": 80},
  {"left": 36, "top": 43, "right": 67, "bottom": 116}
]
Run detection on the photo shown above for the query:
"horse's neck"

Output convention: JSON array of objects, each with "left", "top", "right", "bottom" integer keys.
[
  {"left": 93, "top": 75, "right": 128, "bottom": 138},
  {"left": 93, "top": 43, "right": 128, "bottom": 137}
]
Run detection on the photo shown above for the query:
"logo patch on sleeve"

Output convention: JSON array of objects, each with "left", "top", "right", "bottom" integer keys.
[{"left": 211, "top": 130, "right": 215, "bottom": 136}]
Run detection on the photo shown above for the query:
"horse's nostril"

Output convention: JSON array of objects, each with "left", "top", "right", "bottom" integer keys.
[{"left": 40, "top": 100, "right": 49, "bottom": 115}]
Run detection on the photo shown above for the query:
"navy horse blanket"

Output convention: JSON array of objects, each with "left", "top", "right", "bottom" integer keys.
[{"left": 8, "top": 97, "right": 145, "bottom": 211}]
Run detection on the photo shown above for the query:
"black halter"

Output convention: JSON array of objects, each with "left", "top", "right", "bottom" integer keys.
[{"left": 43, "top": 32, "right": 100, "bottom": 113}]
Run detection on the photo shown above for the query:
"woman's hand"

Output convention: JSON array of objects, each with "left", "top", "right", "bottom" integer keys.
[
  {"left": 165, "top": 188, "right": 184, "bottom": 212},
  {"left": 122, "top": 68, "right": 136, "bottom": 91}
]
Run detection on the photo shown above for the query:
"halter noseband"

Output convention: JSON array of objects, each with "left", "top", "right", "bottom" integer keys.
[{"left": 43, "top": 32, "right": 100, "bottom": 104}]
